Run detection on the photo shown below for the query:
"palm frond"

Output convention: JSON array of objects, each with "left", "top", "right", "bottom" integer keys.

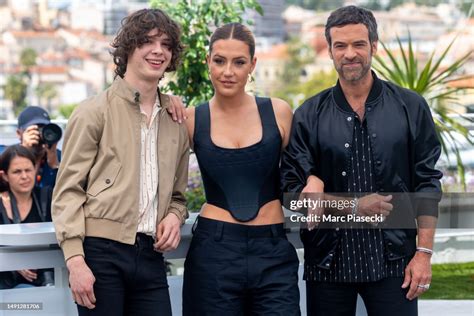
[{"left": 373, "top": 34, "right": 472, "bottom": 190}]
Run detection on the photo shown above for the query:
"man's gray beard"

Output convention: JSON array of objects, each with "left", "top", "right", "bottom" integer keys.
[{"left": 340, "top": 63, "right": 371, "bottom": 82}]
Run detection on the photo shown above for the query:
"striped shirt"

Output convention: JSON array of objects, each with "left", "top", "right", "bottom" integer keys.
[
  {"left": 137, "top": 96, "right": 160, "bottom": 237},
  {"left": 310, "top": 79, "right": 406, "bottom": 283}
]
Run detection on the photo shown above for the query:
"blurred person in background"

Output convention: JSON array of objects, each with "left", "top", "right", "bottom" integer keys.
[
  {"left": 0, "top": 106, "right": 62, "bottom": 189},
  {"left": 0, "top": 144, "right": 53, "bottom": 289}
]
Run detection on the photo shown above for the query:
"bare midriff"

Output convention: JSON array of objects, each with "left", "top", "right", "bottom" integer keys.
[{"left": 199, "top": 199, "right": 284, "bottom": 225}]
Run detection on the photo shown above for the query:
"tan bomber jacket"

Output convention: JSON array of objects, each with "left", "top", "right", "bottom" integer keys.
[{"left": 52, "top": 77, "right": 189, "bottom": 261}]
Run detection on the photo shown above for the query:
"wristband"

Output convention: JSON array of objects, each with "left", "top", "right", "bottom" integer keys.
[{"left": 416, "top": 247, "right": 433, "bottom": 255}]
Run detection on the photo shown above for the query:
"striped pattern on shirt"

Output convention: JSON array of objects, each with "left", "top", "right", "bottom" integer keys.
[
  {"left": 310, "top": 115, "right": 406, "bottom": 283},
  {"left": 137, "top": 96, "right": 160, "bottom": 237}
]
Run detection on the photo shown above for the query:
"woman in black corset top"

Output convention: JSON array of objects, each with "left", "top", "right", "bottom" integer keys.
[{"left": 182, "top": 23, "right": 300, "bottom": 315}]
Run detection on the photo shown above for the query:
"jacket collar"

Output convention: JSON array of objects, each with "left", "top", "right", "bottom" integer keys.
[
  {"left": 110, "top": 76, "right": 171, "bottom": 109},
  {"left": 333, "top": 70, "right": 382, "bottom": 113}
]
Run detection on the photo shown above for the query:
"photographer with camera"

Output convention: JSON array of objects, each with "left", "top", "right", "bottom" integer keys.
[
  {"left": 16, "top": 106, "right": 62, "bottom": 189},
  {"left": 0, "top": 145, "right": 54, "bottom": 289}
]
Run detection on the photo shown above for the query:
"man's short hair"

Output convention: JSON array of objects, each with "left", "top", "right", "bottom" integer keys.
[
  {"left": 111, "top": 8, "right": 184, "bottom": 78},
  {"left": 325, "top": 5, "right": 378, "bottom": 47}
]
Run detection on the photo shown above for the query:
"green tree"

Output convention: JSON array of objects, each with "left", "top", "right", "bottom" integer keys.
[
  {"left": 281, "top": 37, "right": 315, "bottom": 86},
  {"left": 373, "top": 35, "right": 473, "bottom": 189},
  {"left": 272, "top": 37, "right": 335, "bottom": 105},
  {"left": 460, "top": 1, "right": 473, "bottom": 16},
  {"left": 150, "top": 0, "right": 263, "bottom": 106},
  {"left": 275, "top": 69, "right": 337, "bottom": 108},
  {"left": 185, "top": 157, "right": 207, "bottom": 212},
  {"left": 285, "top": 0, "right": 344, "bottom": 11},
  {"left": 58, "top": 103, "right": 78, "bottom": 119},
  {"left": 8, "top": 48, "right": 39, "bottom": 115},
  {"left": 36, "top": 83, "right": 58, "bottom": 112},
  {"left": 19, "top": 48, "right": 37, "bottom": 77},
  {"left": 4, "top": 75, "right": 27, "bottom": 115},
  {"left": 365, "top": 0, "right": 383, "bottom": 11},
  {"left": 386, "top": 0, "right": 405, "bottom": 10}
]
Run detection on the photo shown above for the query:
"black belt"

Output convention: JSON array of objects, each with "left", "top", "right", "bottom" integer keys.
[{"left": 135, "top": 233, "right": 155, "bottom": 248}]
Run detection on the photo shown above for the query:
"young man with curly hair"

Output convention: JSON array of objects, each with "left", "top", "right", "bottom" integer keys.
[{"left": 52, "top": 9, "right": 189, "bottom": 316}]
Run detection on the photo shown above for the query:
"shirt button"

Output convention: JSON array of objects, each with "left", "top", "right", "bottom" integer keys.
[
  {"left": 344, "top": 143, "right": 350, "bottom": 148},
  {"left": 105, "top": 179, "right": 111, "bottom": 184},
  {"left": 376, "top": 160, "right": 382, "bottom": 166},
  {"left": 347, "top": 117, "right": 352, "bottom": 122},
  {"left": 372, "top": 133, "right": 377, "bottom": 138},
  {"left": 367, "top": 107, "right": 372, "bottom": 112},
  {"left": 342, "top": 171, "right": 347, "bottom": 176}
]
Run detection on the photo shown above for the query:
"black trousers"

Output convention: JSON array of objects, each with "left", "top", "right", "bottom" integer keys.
[
  {"left": 306, "top": 277, "right": 417, "bottom": 316},
  {"left": 183, "top": 216, "right": 300, "bottom": 316},
  {"left": 78, "top": 234, "right": 171, "bottom": 316}
]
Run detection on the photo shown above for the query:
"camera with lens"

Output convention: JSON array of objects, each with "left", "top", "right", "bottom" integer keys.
[
  {"left": 0, "top": 269, "right": 55, "bottom": 289},
  {"left": 38, "top": 123, "right": 62, "bottom": 147},
  {"left": 31, "top": 269, "right": 55, "bottom": 287}
]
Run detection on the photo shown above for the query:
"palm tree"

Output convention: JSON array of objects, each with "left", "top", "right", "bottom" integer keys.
[
  {"left": 36, "top": 83, "right": 58, "bottom": 113},
  {"left": 19, "top": 48, "right": 37, "bottom": 75},
  {"left": 373, "top": 35, "right": 473, "bottom": 189},
  {"left": 4, "top": 75, "right": 27, "bottom": 114}
]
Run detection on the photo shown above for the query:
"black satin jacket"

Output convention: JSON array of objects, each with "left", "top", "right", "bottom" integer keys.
[{"left": 281, "top": 74, "right": 443, "bottom": 269}]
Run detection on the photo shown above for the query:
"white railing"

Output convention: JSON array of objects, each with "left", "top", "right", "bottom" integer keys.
[{"left": 0, "top": 212, "right": 304, "bottom": 316}]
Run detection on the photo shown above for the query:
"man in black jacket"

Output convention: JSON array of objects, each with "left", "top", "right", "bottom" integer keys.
[{"left": 281, "top": 5, "right": 442, "bottom": 316}]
